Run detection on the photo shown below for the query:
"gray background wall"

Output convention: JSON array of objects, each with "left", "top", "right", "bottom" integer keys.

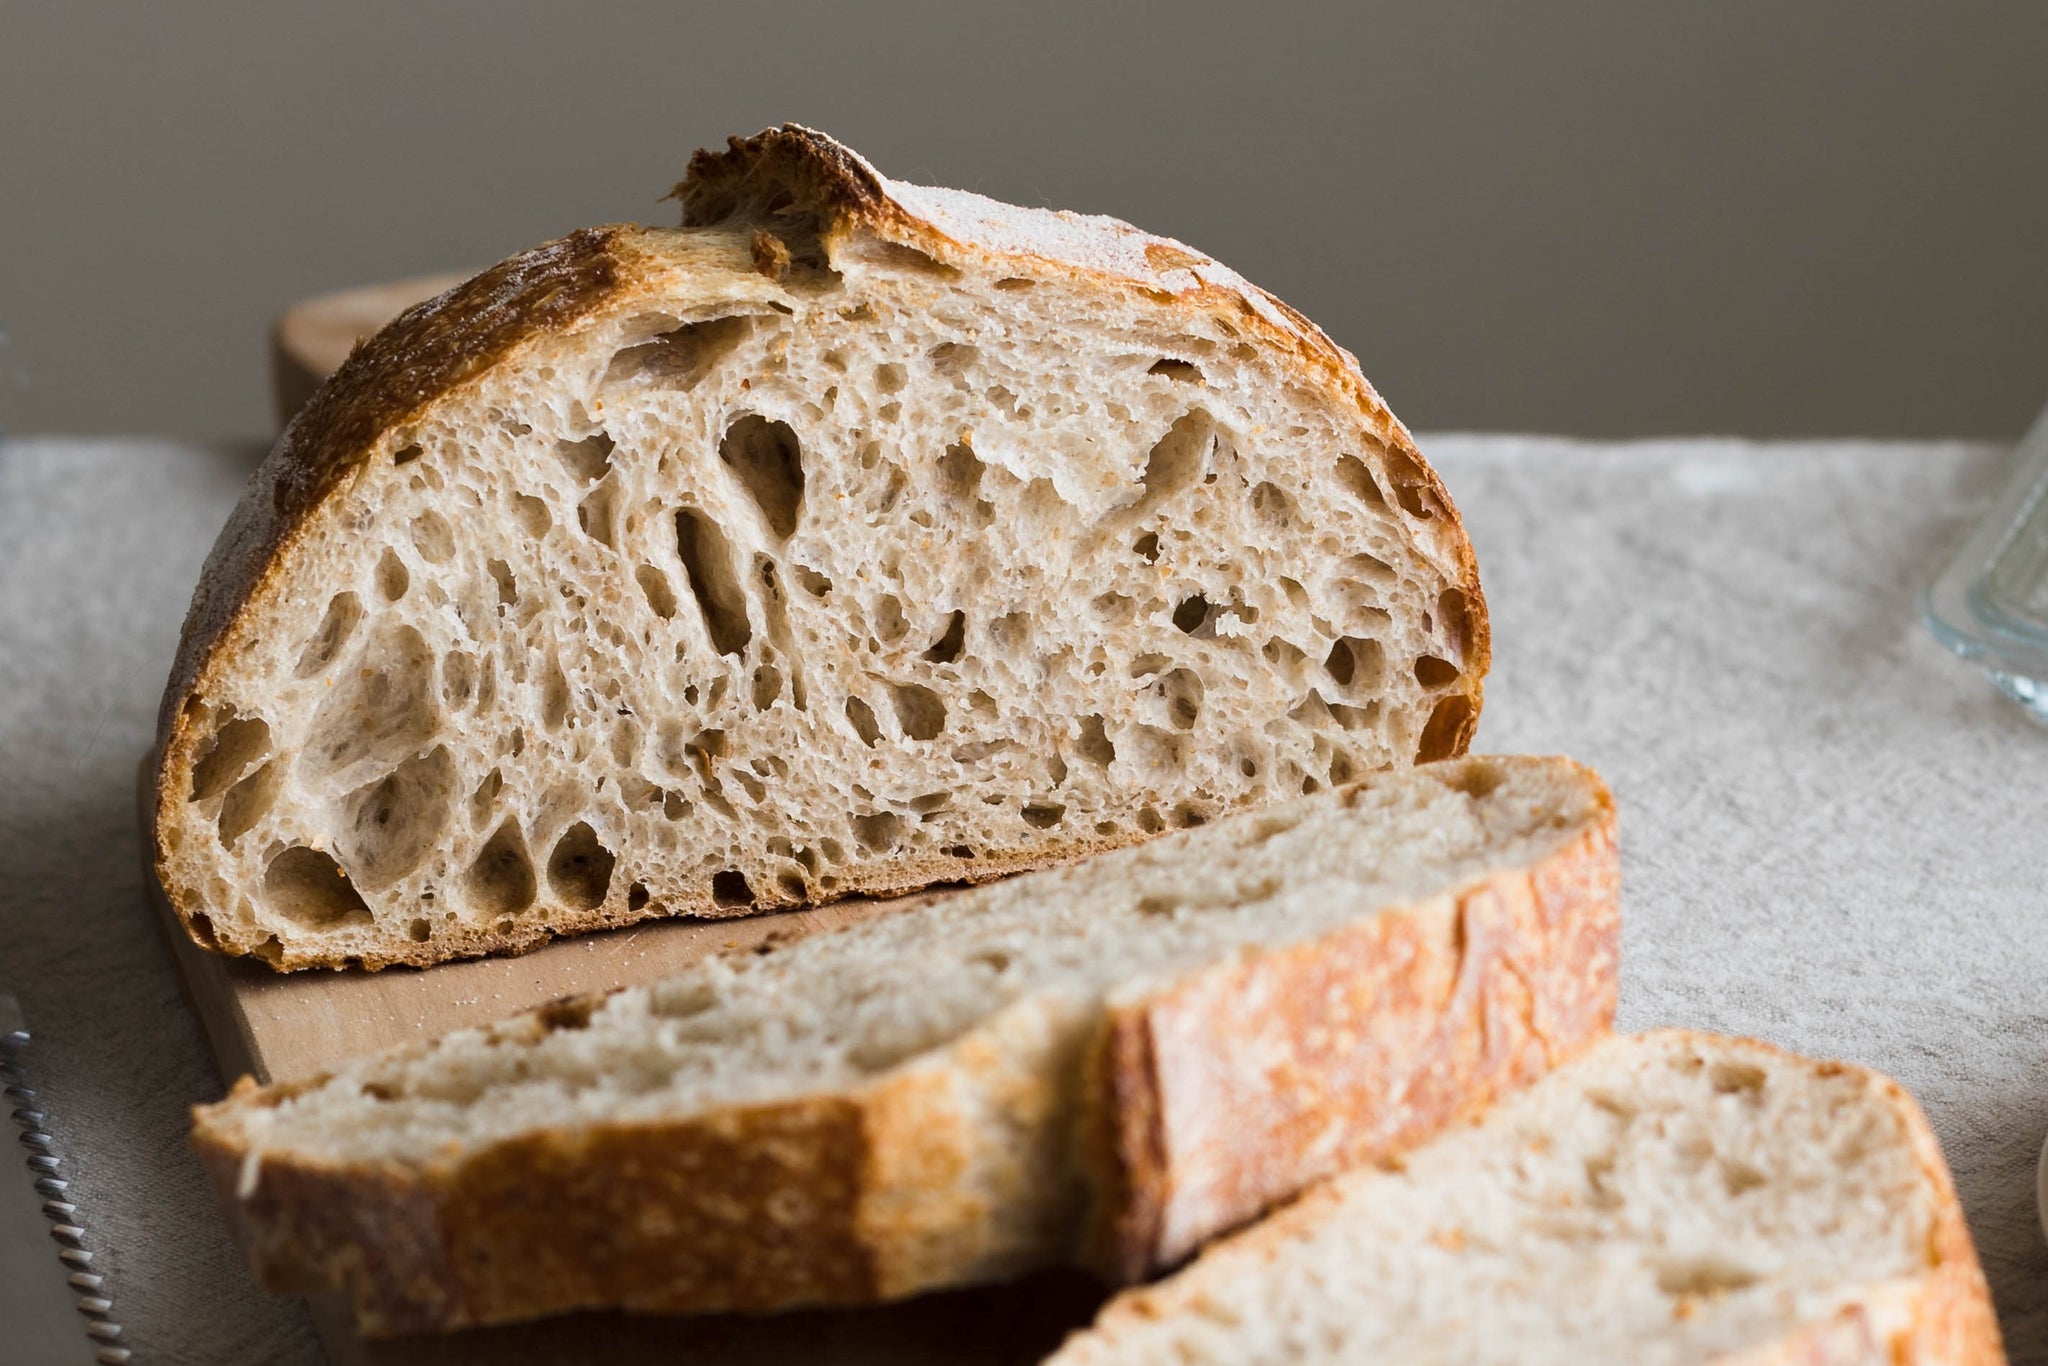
[{"left": 4, "top": 1, "right": 2045, "bottom": 442}]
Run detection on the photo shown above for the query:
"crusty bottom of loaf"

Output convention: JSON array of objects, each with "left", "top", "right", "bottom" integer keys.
[{"left": 171, "top": 824, "right": 1125, "bottom": 972}]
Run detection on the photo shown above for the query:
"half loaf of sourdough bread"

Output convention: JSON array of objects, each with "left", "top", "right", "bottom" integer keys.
[
  {"left": 1052, "top": 1030, "right": 2003, "bottom": 1366},
  {"left": 152, "top": 125, "right": 1488, "bottom": 969},
  {"left": 191, "top": 755, "right": 1616, "bottom": 1334}
]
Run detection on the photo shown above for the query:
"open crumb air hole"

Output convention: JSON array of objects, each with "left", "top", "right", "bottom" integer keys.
[
  {"left": 337, "top": 747, "right": 454, "bottom": 890},
  {"left": 555, "top": 433, "right": 614, "bottom": 484},
  {"left": 301, "top": 625, "right": 437, "bottom": 779},
  {"left": 636, "top": 565, "right": 678, "bottom": 618},
  {"left": 923, "top": 610, "right": 966, "bottom": 663},
  {"left": 719, "top": 415, "right": 805, "bottom": 539},
  {"left": 547, "top": 822, "right": 616, "bottom": 910},
  {"left": 294, "top": 592, "right": 363, "bottom": 677},
  {"left": 1414, "top": 655, "right": 1461, "bottom": 689},
  {"left": 466, "top": 820, "right": 537, "bottom": 916},
  {"left": 888, "top": 682, "right": 947, "bottom": 740},
  {"left": 1325, "top": 637, "right": 1386, "bottom": 691},
  {"left": 189, "top": 715, "right": 270, "bottom": 801},
  {"left": 216, "top": 760, "right": 281, "bottom": 844},
  {"left": 409, "top": 511, "right": 455, "bottom": 563},
  {"left": 1134, "top": 411, "right": 1211, "bottom": 518},
  {"left": 845, "top": 696, "right": 882, "bottom": 747},
  {"left": 1077, "top": 715, "right": 1115, "bottom": 767},
  {"left": 263, "top": 847, "right": 372, "bottom": 931},
  {"left": 1021, "top": 803, "right": 1065, "bottom": 829},
  {"left": 854, "top": 811, "right": 902, "bottom": 852},
  {"left": 375, "top": 548, "right": 409, "bottom": 602},
  {"left": 675, "top": 509, "right": 752, "bottom": 656},
  {"left": 606, "top": 315, "right": 754, "bottom": 389}
]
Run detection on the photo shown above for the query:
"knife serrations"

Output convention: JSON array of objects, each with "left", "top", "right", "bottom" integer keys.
[{"left": 2, "top": 999, "right": 131, "bottom": 1364}]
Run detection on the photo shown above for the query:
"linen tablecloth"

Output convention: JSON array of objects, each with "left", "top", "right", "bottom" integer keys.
[{"left": 2, "top": 434, "right": 2043, "bottom": 1363}]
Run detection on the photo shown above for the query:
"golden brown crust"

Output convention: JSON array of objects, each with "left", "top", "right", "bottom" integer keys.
[
  {"left": 1892, "top": 1084, "right": 2008, "bottom": 1364},
  {"left": 196, "top": 1091, "right": 888, "bottom": 1334},
  {"left": 1087, "top": 773, "right": 1619, "bottom": 1279},
  {"left": 677, "top": 126, "right": 899, "bottom": 233},
  {"left": 271, "top": 271, "right": 478, "bottom": 425},
  {"left": 154, "top": 125, "right": 1489, "bottom": 969},
  {"left": 159, "top": 228, "right": 628, "bottom": 741},
  {"left": 1911, "top": 1239, "right": 2007, "bottom": 1363},
  {"left": 200, "top": 1066, "right": 1022, "bottom": 1334}
]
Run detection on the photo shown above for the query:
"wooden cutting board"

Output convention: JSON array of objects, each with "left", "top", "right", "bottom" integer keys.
[{"left": 138, "top": 759, "right": 1103, "bottom": 1364}]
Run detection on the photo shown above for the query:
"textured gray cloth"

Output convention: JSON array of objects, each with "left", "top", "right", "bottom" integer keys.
[
  {"left": 0, "top": 438, "right": 321, "bottom": 1363},
  {"left": 1, "top": 433, "right": 2043, "bottom": 1363}
]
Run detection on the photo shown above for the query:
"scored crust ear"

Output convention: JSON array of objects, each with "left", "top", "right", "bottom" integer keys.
[{"left": 154, "top": 125, "right": 1490, "bottom": 969}]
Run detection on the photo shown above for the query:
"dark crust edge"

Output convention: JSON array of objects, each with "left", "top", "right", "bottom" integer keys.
[
  {"left": 1083, "top": 1001, "right": 1171, "bottom": 1283},
  {"left": 1084, "top": 756, "right": 1620, "bottom": 1280},
  {"left": 153, "top": 124, "right": 1490, "bottom": 969}
]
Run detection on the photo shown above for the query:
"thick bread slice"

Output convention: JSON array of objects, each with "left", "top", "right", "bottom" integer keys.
[
  {"left": 1053, "top": 1030, "right": 2004, "bottom": 1366},
  {"left": 190, "top": 755, "right": 1615, "bottom": 1334},
  {"left": 152, "top": 124, "right": 1488, "bottom": 969}
]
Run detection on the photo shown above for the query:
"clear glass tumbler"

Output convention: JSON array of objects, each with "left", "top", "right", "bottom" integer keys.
[{"left": 1926, "top": 400, "right": 2048, "bottom": 723}]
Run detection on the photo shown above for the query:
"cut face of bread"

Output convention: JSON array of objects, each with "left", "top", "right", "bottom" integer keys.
[
  {"left": 1053, "top": 1031, "right": 2004, "bottom": 1366},
  {"left": 190, "top": 756, "right": 1616, "bottom": 1333},
  {"left": 153, "top": 126, "right": 1487, "bottom": 968}
]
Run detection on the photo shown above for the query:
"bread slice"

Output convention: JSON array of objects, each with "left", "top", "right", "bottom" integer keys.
[
  {"left": 152, "top": 124, "right": 1489, "bottom": 969},
  {"left": 1052, "top": 1030, "right": 2004, "bottom": 1366},
  {"left": 189, "top": 755, "right": 1616, "bottom": 1334}
]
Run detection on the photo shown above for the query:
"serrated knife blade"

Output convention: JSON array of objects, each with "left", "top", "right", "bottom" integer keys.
[{"left": 1, "top": 994, "right": 129, "bottom": 1364}]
